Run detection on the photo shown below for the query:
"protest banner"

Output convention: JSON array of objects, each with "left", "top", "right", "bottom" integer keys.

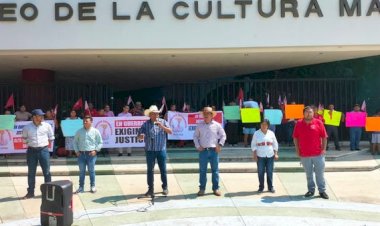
[
  {"left": 323, "top": 110, "right": 342, "bottom": 126},
  {"left": 93, "top": 116, "right": 148, "bottom": 148},
  {"left": 168, "top": 111, "right": 223, "bottom": 140},
  {"left": 365, "top": 117, "right": 380, "bottom": 132},
  {"left": 285, "top": 105, "right": 304, "bottom": 119},
  {"left": 264, "top": 109, "right": 283, "bottom": 125},
  {"left": 345, "top": 112, "right": 366, "bottom": 127},
  {"left": 0, "top": 120, "right": 55, "bottom": 154},
  {"left": 241, "top": 108, "right": 261, "bottom": 123},
  {"left": 223, "top": 106, "right": 240, "bottom": 120}
]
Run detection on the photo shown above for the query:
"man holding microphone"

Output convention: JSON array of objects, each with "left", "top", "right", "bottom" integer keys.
[{"left": 138, "top": 105, "right": 172, "bottom": 198}]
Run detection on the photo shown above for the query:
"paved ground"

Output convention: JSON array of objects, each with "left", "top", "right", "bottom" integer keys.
[
  {"left": 1, "top": 171, "right": 380, "bottom": 225},
  {"left": 1, "top": 143, "right": 380, "bottom": 225}
]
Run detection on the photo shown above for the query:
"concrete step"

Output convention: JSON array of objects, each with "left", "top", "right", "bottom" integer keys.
[
  {"left": 0, "top": 150, "right": 379, "bottom": 177},
  {"left": 0, "top": 147, "right": 370, "bottom": 166}
]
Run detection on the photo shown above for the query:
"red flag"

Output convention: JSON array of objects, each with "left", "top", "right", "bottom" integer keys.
[
  {"left": 237, "top": 88, "right": 244, "bottom": 108},
  {"left": 4, "top": 94, "right": 14, "bottom": 109},
  {"left": 259, "top": 102, "right": 264, "bottom": 112},
  {"left": 73, "top": 98, "right": 83, "bottom": 110},
  {"left": 361, "top": 100, "right": 366, "bottom": 112}
]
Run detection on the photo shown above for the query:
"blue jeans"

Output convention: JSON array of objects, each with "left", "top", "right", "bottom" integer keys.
[
  {"left": 300, "top": 155, "right": 326, "bottom": 193},
  {"left": 27, "top": 147, "right": 51, "bottom": 194},
  {"left": 257, "top": 156, "right": 274, "bottom": 190},
  {"left": 199, "top": 149, "right": 219, "bottom": 191},
  {"left": 78, "top": 152, "right": 97, "bottom": 187},
  {"left": 350, "top": 127, "right": 362, "bottom": 150},
  {"left": 146, "top": 151, "right": 167, "bottom": 191}
]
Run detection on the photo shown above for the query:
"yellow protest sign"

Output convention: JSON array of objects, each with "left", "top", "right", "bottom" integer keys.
[
  {"left": 241, "top": 108, "right": 261, "bottom": 123},
  {"left": 323, "top": 110, "right": 342, "bottom": 126}
]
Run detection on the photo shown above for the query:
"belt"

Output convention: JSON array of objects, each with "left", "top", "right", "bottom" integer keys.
[
  {"left": 79, "top": 151, "right": 92, "bottom": 154},
  {"left": 257, "top": 142, "right": 273, "bottom": 147},
  {"left": 204, "top": 147, "right": 215, "bottom": 150},
  {"left": 29, "top": 146, "right": 47, "bottom": 150}
]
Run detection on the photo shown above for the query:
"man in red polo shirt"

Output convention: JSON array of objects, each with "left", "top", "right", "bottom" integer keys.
[{"left": 293, "top": 106, "right": 329, "bottom": 199}]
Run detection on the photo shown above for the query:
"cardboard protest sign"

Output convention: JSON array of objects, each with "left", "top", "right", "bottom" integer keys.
[
  {"left": 345, "top": 112, "right": 366, "bottom": 127},
  {"left": 241, "top": 108, "right": 261, "bottom": 123},
  {"left": 285, "top": 105, "right": 304, "bottom": 119},
  {"left": 264, "top": 109, "right": 283, "bottom": 125},
  {"left": 61, "top": 119, "right": 83, "bottom": 137},
  {"left": 365, "top": 117, "right": 380, "bottom": 132},
  {"left": 323, "top": 110, "right": 342, "bottom": 126},
  {"left": 223, "top": 106, "right": 240, "bottom": 120},
  {"left": 0, "top": 115, "right": 16, "bottom": 130}
]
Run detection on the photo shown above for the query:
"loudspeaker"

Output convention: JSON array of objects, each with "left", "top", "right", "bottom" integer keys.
[{"left": 40, "top": 180, "right": 73, "bottom": 226}]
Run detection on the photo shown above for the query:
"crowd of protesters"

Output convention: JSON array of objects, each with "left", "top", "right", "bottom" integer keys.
[{"left": 1, "top": 98, "right": 379, "bottom": 159}]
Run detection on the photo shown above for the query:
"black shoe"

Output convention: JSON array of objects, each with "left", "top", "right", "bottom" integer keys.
[
  {"left": 336, "top": 148, "right": 341, "bottom": 151},
  {"left": 320, "top": 192, "right": 329, "bottom": 199},
  {"left": 162, "top": 188, "right": 169, "bottom": 196},
  {"left": 23, "top": 193, "right": 35, "bottom": 199},
  {"left": 304, "top": 191, "right": 314, "bottom": 197},
  {"left": 118, "top": 153, "right": 123, "bottom": 157},
  {"left": 258, "top": 188, "right": 264, "bottom": 193},
  {"left": 355, "top": 148, "right": 360, "bottom": 151},
  {"left": 144, "top": 190, "right": 154, "bottom": 198},
  {"left": 127, "top": 153, "right": 131, "bottom": 156},
  {"left": 268, "top": 188, "right": 276, "bottom": 193}
]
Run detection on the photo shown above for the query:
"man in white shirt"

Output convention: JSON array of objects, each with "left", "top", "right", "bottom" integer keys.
[
  {"left": 193, "top": 107, "right": 226, "bottom": 196},
  {"left": 22, "top": 109, "right": 55, "bottom": 199},
  {"left": 251, "top": 119, "right": 279, "bottom": 193}
]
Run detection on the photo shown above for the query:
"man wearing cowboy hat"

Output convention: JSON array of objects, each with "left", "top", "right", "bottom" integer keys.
[
  {"left": 22, "top": 109, "right": 55, "bottom": 199},
  {"left": 193, "top": 107, "right": 226, "bottom": 196},
  {"left": 138, "top": 105, "right": 172, "bottom": 197}
]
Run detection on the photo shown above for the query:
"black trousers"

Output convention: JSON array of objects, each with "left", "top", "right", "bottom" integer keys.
[
  {"left": 325, "top": 125, "right": 340, "bottom": 149},
  {"left": 225, "top": 122, "right": 239, "bottom": 145}
]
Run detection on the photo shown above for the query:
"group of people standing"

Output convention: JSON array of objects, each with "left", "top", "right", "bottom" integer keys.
[
  {"left": 12, "top": 99, "right": 379, "bottom": 200},
  {"left": 137, "top": 105, "right": 226, "bottom": 197},
  {"left": 21, "top": 109, "right": 103, "bottom": 198},
  {"left": 250, "top": 106, "right": 329, "bottom": 199}
]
